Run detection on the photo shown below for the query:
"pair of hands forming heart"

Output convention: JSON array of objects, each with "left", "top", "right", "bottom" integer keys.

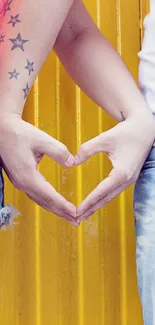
[
  {"left": 68, "top": 114, "right": 155, "bottom": 226},
  {"left": 0, "top": 114, "right": 154, "bottom": 226}
]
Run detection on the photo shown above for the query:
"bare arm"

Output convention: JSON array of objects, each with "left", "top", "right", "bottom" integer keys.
[
  {"left": 0, "top": 0, "right": 77, "bottom": 224},
  {"left": 55, "top": 0, "right": 155, "bottom": 221},
  {"left": 0, "top": 0, "right": 73, "bottom": 114},
  {"left": 54, "top": 0, "right": 153, "bottom": 122}
]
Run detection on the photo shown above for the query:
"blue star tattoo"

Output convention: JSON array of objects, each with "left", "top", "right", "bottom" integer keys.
[
  {"left": 3, "top": 0, "right": 12, "bottom": 17},
  {"left": 8, "top": 68, "right": 20, "bottom": 80},
  {"left": 25, "top": 59, "right": 34, "bottom": 75},
  {"left": 8, "top": 14, "right": 21, "bottom": 27},
  {"left": 9, "top": 33, "right": 29, "bottom": 51},
  {"left": 0, "top": 34, "right": 5, "bottom": 43},
  {"left": 23, "top": 83, "right": 30, "bottom": 99}
]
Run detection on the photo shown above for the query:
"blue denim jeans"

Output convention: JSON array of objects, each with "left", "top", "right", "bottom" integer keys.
[
  {"left": 0, "top": 167, "right": 4, "bottom": 210},
  {"left": 134, "top": 145, "right": 155, "bottom": 325},
  {"left": 0, "top": 167, "right": 18, "bottom": 229}
]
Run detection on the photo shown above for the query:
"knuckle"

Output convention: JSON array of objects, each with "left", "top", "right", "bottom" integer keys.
[
  {"left": 12, "top": 168, "right": 34, "bottom": 192},
  {"left": 98, "top": 190, "right": 104, "bottom": 200},
  {"left": 117, "top": 169, "right": 132, "bottom": 183},
  {"left": 98, "top": 133, "right": 106, "bottom": 144},
  {"left": 79, "top": 143, "right": 88, "bottom": 157},
  {"left": 105, "top": 194, "right": 113, "bottom": 204},
  {"left": 58, "top": 143, "right": 68, "bottom": 160},
  {"left": 125, "top": 171, "right": 134, "bottom": 183},
  {"left": 61, "top": 143, "right": 68, "bottom": 155},
  {"left": 131, "top": 174, "right": 138, "bottom": 184},
  {"left": 89, "top": 208, "right": 95, "bottom": 215},
  {"left": 123, "top": 172, "right": 131, "bottom": 183},
  {"left": 95, "top": 186, "right": 104, "bottom": 201},
  {"left": 96, "top": 192, "right": 103, "bottom": 202}
]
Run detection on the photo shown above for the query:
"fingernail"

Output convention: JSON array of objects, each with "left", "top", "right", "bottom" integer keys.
[{"left": 66, "top": 154, "right": 75, "bottom": 167}]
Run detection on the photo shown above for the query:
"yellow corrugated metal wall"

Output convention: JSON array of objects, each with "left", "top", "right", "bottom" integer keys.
[{"left": 0, "top": 0, "right": 149, "bottom": 324}]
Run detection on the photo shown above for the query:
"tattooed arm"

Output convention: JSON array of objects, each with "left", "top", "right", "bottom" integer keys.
[
  {"left": 55, "top": 0, "right": 155, "bottom": 221},
  {"left": 0, "top": 0, "right": 77, "bottom": 224},
  {"left": 0, "top": 0, "right": 74, "bottom": 113}
]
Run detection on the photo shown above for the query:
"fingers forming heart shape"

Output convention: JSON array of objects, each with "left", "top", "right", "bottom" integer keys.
[
  {"left": 73, "top": 132, "right": 123, "bottom": 224},
  {"left": 1, "top": 117, "right": 152, "bottom": 227},
  {"left": 69, "top": 117, "right": 150, "bottom": 225}
]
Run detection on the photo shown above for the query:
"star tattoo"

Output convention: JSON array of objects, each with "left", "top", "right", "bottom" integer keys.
[
  {"left": 9, "top": 33, "right": 29, "bottom": 51},
  {"left": 25, "top": 59, "right": 34, "bottom": 75},
  {"left": 0, "top": 34, "right": 5, "bottom": 43},
  {"left": 8, "top": 68, "right": 20, "bottom": 80},
  {"left": 8, "top": 14, "right": 21, "bottom": 27},
  {"left": 23, "top": 83, "right": 30, "bottom": 99},
  {"left": 3, "top": 0, "right": 12, "bottom": 17}
]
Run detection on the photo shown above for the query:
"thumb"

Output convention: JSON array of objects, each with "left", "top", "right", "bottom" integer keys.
[
  {"left": 34, "top": 130, "right": 75, "bottom": 167},
  {"left": 74, "top": 133, "right": 110, "bottom": 166}
]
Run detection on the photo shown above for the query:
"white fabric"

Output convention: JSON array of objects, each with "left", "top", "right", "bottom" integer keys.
[{"left": 138, "top": 0, "right": 155, "bottom": 113}]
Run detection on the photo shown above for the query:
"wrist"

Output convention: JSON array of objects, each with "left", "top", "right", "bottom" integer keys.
[
  {"left": 125, "top": 103, "right": 155, "bottom": 121},
  {"left": 0, "top": 111, "right": 22, "bottom": 131},
  {"left": 0, "top": 86, "right": 26, "bottom": 118},
  {"left": 127, "top": 111, "right": 155, "bottom": 144}
]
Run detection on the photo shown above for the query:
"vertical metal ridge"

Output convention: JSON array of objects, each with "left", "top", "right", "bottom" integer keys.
[
  {"left": 116, "top": 1, "right": 127, "bottom": 323},
  {"left": 34, "top": 77, "right": 41, "bottom": 325},
  {"left": 97, "top": 0, "right": 105, "bottom": 323},
  {"left": 139, "top": 0, "right": 143, "bottom": 50},
  {"left": 56, "top": 56, "right": 61, "bottom": 325},
  {"left": 139, "top": 0, "right": 150, "bottom": 42},
  {"left": 116, "top": 0, "right": 122, "bottom": 54},
  {"left": 76, "top": 86, "right": 84, "bottom": 325},
  {"left": 96, "top": 0, "right": 101, "bottom": 29}
]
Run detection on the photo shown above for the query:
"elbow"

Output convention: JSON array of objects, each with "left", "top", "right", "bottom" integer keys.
[{"left": 54, "top": 24, "right": 97, "bottom": 56}]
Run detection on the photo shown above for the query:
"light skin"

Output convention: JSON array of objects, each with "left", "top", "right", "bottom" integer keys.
[{"left": 0, "top": 0, "right": 155, "bottom": 226}]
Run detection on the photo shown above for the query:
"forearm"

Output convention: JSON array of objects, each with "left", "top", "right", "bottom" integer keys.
[
  {"left": 0, "top": 0, "right": 72, "bottom": 117},
  {"left": 55, "top": 8, "right": 152, "bottom": 122}
]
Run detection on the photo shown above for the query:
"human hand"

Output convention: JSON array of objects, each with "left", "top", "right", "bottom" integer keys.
[
  {"left": 75, "top": 114, "right": 155, "bottom": 223},
  {"left": 0, "top": 115, "right": 77, "bottom": 225}
]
